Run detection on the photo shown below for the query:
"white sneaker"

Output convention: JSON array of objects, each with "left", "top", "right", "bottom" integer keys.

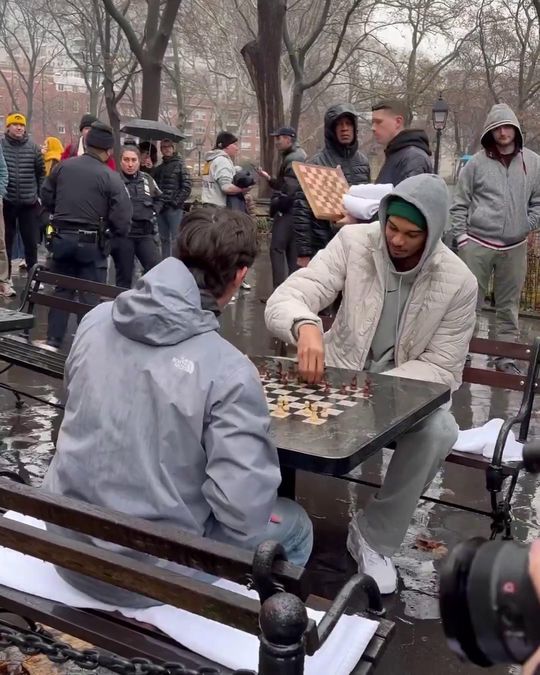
[
  {"left": 347, "top": 525, "right": 397, "bottom": 594},
  {"left": 32, "top": 340, "right": 59, "bottom": 353},
  {"left": 240, "top": 280, "right": 251, "bottom": 291},
  {"left": 0, "top": 281, "right": 16, "bottom": 298}
]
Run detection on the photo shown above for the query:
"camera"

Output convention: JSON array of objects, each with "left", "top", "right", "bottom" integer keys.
[
  {"left": 439, "top": 441, "right": 540, "bottom": 666},
  {"left": 439, "top": 538, "right": 540, "bottom": 666}
]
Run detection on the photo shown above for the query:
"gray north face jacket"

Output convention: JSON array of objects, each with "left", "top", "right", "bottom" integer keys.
[{"left": 43, "top": 257, "right": 280, "bottom": 606}]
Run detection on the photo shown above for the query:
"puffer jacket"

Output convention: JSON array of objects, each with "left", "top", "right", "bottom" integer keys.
[
  {"left": 376, "top": 129, "right": 432, "bottom": 186},
  {"left": 266, "top": 174, "right": 478, "bottom": 393},
  {"left": 1, "top": 134, "right": 45, "bottom": 205},
  {"left": 294, "top": 103, "right": 371, "bottom": 258},
  {"left": 153, "top": 154, "right": 192, "bottom": 210},
  {"left": 269, "top": 144, "right": 307, "bottom": 215}
]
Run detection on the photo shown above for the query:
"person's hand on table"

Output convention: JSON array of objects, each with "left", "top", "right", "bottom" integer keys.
[
  {"left": 297, "top": 324, "right": 324, "bottom": 384},
  {"left": 334, "top": 211, "right": 357, "bottom": 227},
  {"left": 523, "top": 540, "right": 540, "bottom": 674},
  {"left": 297, "top": 256, "right": 310, "bottom": 268}
]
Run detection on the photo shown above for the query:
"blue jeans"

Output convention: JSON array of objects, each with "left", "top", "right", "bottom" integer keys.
[
  {"left": 252, "top": 497, "right": 313, "bottom": 566},
  {"left": 158, "top": 208, "right": 183, "bottom": 259}
]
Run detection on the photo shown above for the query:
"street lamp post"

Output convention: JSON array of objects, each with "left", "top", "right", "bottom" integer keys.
[
  {"left": 194, "top": 138, "right": 204, "bottom": 176},
  {"left": 432, "top": 93, "right": 449, "bottom": 175}
]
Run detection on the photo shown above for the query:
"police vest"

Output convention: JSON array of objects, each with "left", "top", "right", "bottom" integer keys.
[{"left": 125, "top": 173, "right": 156, "bottom": 231}]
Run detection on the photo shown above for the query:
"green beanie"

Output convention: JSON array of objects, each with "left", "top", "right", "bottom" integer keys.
[{"left": 386, "top": 197, "right": 427, "bottom": 230}]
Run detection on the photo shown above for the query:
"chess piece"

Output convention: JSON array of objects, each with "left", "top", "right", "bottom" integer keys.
[
  {"left": 339, "top": 383, "right": 347, "bottom": 395},
  {"left": 303, "top": 401, "right": 310, "bottom": 415},
  {"left": 281, "top": 371, "right": 289, "bottom": 385},
  {"left": 350, "top": 375, "right": 358, "bottom": 390},
  {"left": 277, "top": 362, "right": 283, "bottom": 376},
  {"left": 324, "top": 382, "right": 331, "bottom": 394},
  {"left": 283, "top": 395, "right": 290, "bottom": 412},
  {"left": 309, "top": 404, "right": 319, "bottom": 422},
  {"left": 320, "top": 406, "right": 329, "bottom": 418}
]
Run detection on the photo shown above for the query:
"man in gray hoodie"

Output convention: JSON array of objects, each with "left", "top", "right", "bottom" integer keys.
[
  {"left": 450, "top": 103, "right": 540, "bottom": 374},
  {"left": 266, "top": 174, "right": 477, "bottom": 594},
  {"left": 43, "top": 207, "right": 313, "bottom": 607}
]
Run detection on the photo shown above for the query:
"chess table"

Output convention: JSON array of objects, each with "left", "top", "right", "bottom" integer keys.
[{"left": 250, "top": 356, "right": 450, "bottom": 498}]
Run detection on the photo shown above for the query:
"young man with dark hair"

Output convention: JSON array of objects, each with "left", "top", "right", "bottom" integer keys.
[
  {"left": 43, "top": 207, "right": 313, "bottom": 607},
  {"left": 266, "top": 174, "right": 477, "bottom": 594},
  {"left": 371, "top": 99, "right": 432, "bottom": 186}
]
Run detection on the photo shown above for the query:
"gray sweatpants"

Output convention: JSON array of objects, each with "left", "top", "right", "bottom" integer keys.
[
  {"left": 459, "top": 241, "right": 527, "bottom": 345},
  {"left": 349, "top": 409, "right": 458, "bottom": 557}
]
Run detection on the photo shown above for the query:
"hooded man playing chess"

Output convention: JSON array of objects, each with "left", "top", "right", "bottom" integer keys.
[{"left": 265, "top": 173, "right": 477, "bottom": 594}]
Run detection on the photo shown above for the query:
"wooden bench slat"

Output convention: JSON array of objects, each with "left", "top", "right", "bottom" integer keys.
[
  {"left": 0, "top": 516, "right": 262, "bottom": 635},
  {"left": 28, "top": 292, "right": 96, "bottom": 317},
  {"left": 0, "top": 338, "right": 66, "bottom": 378},
  {"left": 0, "top": 587, "right": 228, "bottom": 672},
  {"left": 34, "top": 270, "right": 122, "bottom": 298},
  {"left": 462, "top": 367, "right": 526, "bottom": 391},
  {"left": 469, "top": 337, "right": 532, "bottom": 361},
  {"left": 0, "top": 480, "right": 304, "bottom": 594}
]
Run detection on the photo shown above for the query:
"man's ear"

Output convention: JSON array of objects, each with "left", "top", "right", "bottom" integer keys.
[{"left": 235, "top": 267, "right": 248, "bottom": 286}]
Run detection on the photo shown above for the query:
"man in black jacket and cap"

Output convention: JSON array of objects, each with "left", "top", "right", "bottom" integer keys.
[
  {"left": 259, "top": 126, "right": 307, "bottom": 288},
  {"left": 294, "top": 104, "right": 370, "bottom": 266},
  {"left": 40, "top": 121, "right": 132, "bottom": 350},
  {"left": 372, "top": 99, "right": 432, "bottom": 185}
]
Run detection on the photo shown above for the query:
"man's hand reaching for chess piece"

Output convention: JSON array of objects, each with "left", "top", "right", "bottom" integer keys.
[{"left": 297, "top": 323, "right": 324, "bottom": 383}]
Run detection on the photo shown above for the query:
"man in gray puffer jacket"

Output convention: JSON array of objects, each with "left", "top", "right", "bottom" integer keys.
[
  {"left": 450, "top": 103, "right": 540, "bottom": 374},
  {"left": 294, "top": 104, "right": 370, "bottom": 264},
  {"left": 1, "top": 112, "right": 45, "bottom": 278},
  {"left": 43, "top": 207, "right": 312, "bottom": 607}
]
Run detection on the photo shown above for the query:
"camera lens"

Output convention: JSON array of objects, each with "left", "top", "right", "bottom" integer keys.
[{"left": 440, "top": 538, "right": 540, "bottom": 666}]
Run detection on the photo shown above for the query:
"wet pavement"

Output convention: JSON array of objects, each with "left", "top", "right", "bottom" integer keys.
[{"left": 0, "top": 250, "right": 539, "bottom": 675}]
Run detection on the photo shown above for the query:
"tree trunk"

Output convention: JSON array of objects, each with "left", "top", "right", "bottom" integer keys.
[
  {"left": 89, "top": 70, "right": 100, "bottom": 116},
  {"left": 289, "top": 83, "right": 303, "bottom": 132},
  {"left": 140, "top": 60, "right": 162, "bottom": 120},
  {"left": 241, "top": 0, "right": 286, "bottom": 196}
]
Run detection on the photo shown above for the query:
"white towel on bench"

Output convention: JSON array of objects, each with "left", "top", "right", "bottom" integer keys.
[
  {"left": 453, "top": 419, "right": 523, "bottom": 461},
  {"left": 0, "top": 511, "right": 378, "bottom": 675},
  {"left": 342, "top": 184, "right": 393, "bottom": 221}
]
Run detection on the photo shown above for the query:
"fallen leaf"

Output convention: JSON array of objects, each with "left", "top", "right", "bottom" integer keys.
[{"left": 413, "top": 536, "right": 448, "bottom": 559}]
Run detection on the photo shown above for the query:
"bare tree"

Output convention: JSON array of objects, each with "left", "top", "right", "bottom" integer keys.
[
  {"left": 241, "top": 0, "right": 286, "bottom": 179},
  {"left": 0, "top": 0, "right": 62, "bottom": 130},
  {"left": 101, "top": 0, "right": 183, "bottom": 119}
]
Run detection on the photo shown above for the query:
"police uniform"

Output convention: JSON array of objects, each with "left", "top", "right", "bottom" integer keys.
[
  {"left": 40, "top": 122, "right": 132, "bottom": 349},
  {"left": 111, "top": 170, "right": 162, "bottom": 288}
]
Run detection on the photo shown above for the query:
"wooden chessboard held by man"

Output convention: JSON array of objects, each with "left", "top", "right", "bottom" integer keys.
[{"left": 292, "top": 161, "right": 349, "bottom": 221}]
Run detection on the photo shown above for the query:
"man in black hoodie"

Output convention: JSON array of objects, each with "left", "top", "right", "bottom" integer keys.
[
  {"left": 294, "top": 104, "right": 370, "bottom": 265},
  {"left": 372, "top": 99, "right": 432, "bottom": 186}
]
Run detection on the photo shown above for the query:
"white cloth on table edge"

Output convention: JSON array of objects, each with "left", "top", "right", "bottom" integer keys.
[
  {"left": 453, "top": 419, "right": 523, "bottom": 461},
  {"left": 342, "top": 184, "right": 393, "bottom": 221},
  {"left": 0, "top": 511, "right": 378, "bottom": 675}
]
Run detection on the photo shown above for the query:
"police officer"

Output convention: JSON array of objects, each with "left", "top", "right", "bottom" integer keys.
[
  {"left": 111, "top": 144, "right": 162, "bottom": 288},
  {"left": 40, "top": 121, "right": 132, "bottom": 350}
]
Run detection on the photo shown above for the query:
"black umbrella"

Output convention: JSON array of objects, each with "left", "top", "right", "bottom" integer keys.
[{"left": 120, "top": 118, "right": 185, "bottom": 142}]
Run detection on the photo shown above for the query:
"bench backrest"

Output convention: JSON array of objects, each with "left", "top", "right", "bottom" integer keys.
[
  {"left": 20, "top": 265, "right": 123, "bottom": 320},
  {"left": 0, "top": 479, "right": 304, "bottom": 635}
]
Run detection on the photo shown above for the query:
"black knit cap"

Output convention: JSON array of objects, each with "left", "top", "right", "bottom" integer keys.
[
  {"left": 214, "top": 131, "right": 238, "bottom": 150},
  {"left": 86, "top": 121, "right": 114, "bottom": 150},
  {"left": 79, "top": 113, "right": 98, "bottom": 131}
]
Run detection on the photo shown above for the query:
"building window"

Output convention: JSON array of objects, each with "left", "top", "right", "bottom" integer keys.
[
  {"left": 57, "top": 83, "right": 64, "bottom": 91},
  {"left": 194, "top": 125, "right": 206, "bottom": 134},
  {"left": 57, "top": 99, "right": 64, "bottom": 112},
  {"left": 194, "top": 110, "right": 205, "bottom": 120},
  {"left": 72, "top": 100, "right": 80, "bottom": 113},
  {"left": 57, "top": 124, "right": 65, "bottom": 134},
  {"left": 241, "top": 141, "right": 252, "bottom": 149}
]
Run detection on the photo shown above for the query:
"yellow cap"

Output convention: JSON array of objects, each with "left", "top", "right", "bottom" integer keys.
[{"left": 6, "top": 113, "right": 26, "bottom": 127}]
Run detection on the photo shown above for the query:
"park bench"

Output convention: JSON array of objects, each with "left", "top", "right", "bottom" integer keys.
[
  {"left": 0, "top": 476, "right": 394, "bottom": 674},
  {"left": 0, "top": 265, "right": 122, "bottom": 408}
]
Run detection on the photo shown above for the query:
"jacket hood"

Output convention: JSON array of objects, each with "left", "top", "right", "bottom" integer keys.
[
  {"left": 378, "top": 173, "right": 449, "bottom": 278},
  {"left": 205, "top": 149, "right": 229, "bottom": 162},
  {"left": 111, "top": 257, "right": 220, "bottom": 346},
  {"left": 324, "top": 103, "right": 359, "bottom": 157},
  {"left": 481, "top": 103, "right": 523, "bottom": 149},
  {"left": 386, "top": 129, "right": 431, "bottom": 156},
  {"left": 44, "top": 136, "right": 64, "bottom": 160}
]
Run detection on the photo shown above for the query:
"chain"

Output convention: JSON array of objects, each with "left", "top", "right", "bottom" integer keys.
[{"left": 0, "top": 622, "right": 256, "bottom": 675}]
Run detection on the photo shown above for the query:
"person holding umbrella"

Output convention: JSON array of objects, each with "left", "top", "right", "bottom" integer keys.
[{"left": 153, "top": 138, "right": 192, "bottom": 258}]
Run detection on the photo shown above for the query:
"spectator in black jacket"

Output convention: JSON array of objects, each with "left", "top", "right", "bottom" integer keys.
[
  {"left": 372, "top": 99, "right": 432, "bottom": 186},
  {"left": 40, "top": 121, "right": 132, "bottom": 350},
  {"left": 153, "top": 139, "right": 192, "bottom": 258},
  {"left": 1, "top": 112, "right": 45, "bottom": 279},
  {"left": 294, "top": 104, "right": 370, "bottom": 265},
  {"left": 258, "top": 126, "right": 307, "bottom": 288}
]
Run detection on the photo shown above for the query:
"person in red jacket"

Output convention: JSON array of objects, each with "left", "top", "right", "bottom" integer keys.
[{"left": 62, "top": 113, "right": 116, "bottom": 170}]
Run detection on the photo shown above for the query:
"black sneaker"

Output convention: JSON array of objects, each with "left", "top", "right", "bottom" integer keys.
[{"left": 495, "top": 361, "right": 522, "bottom": 375}]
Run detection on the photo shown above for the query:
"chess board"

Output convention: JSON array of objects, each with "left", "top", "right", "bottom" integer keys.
[
  {"left": 292, "top": 161, "right": 349, "bottom": 221},
  {"left": 260, "top": 371, "right": 372, "bottom": 426}
]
